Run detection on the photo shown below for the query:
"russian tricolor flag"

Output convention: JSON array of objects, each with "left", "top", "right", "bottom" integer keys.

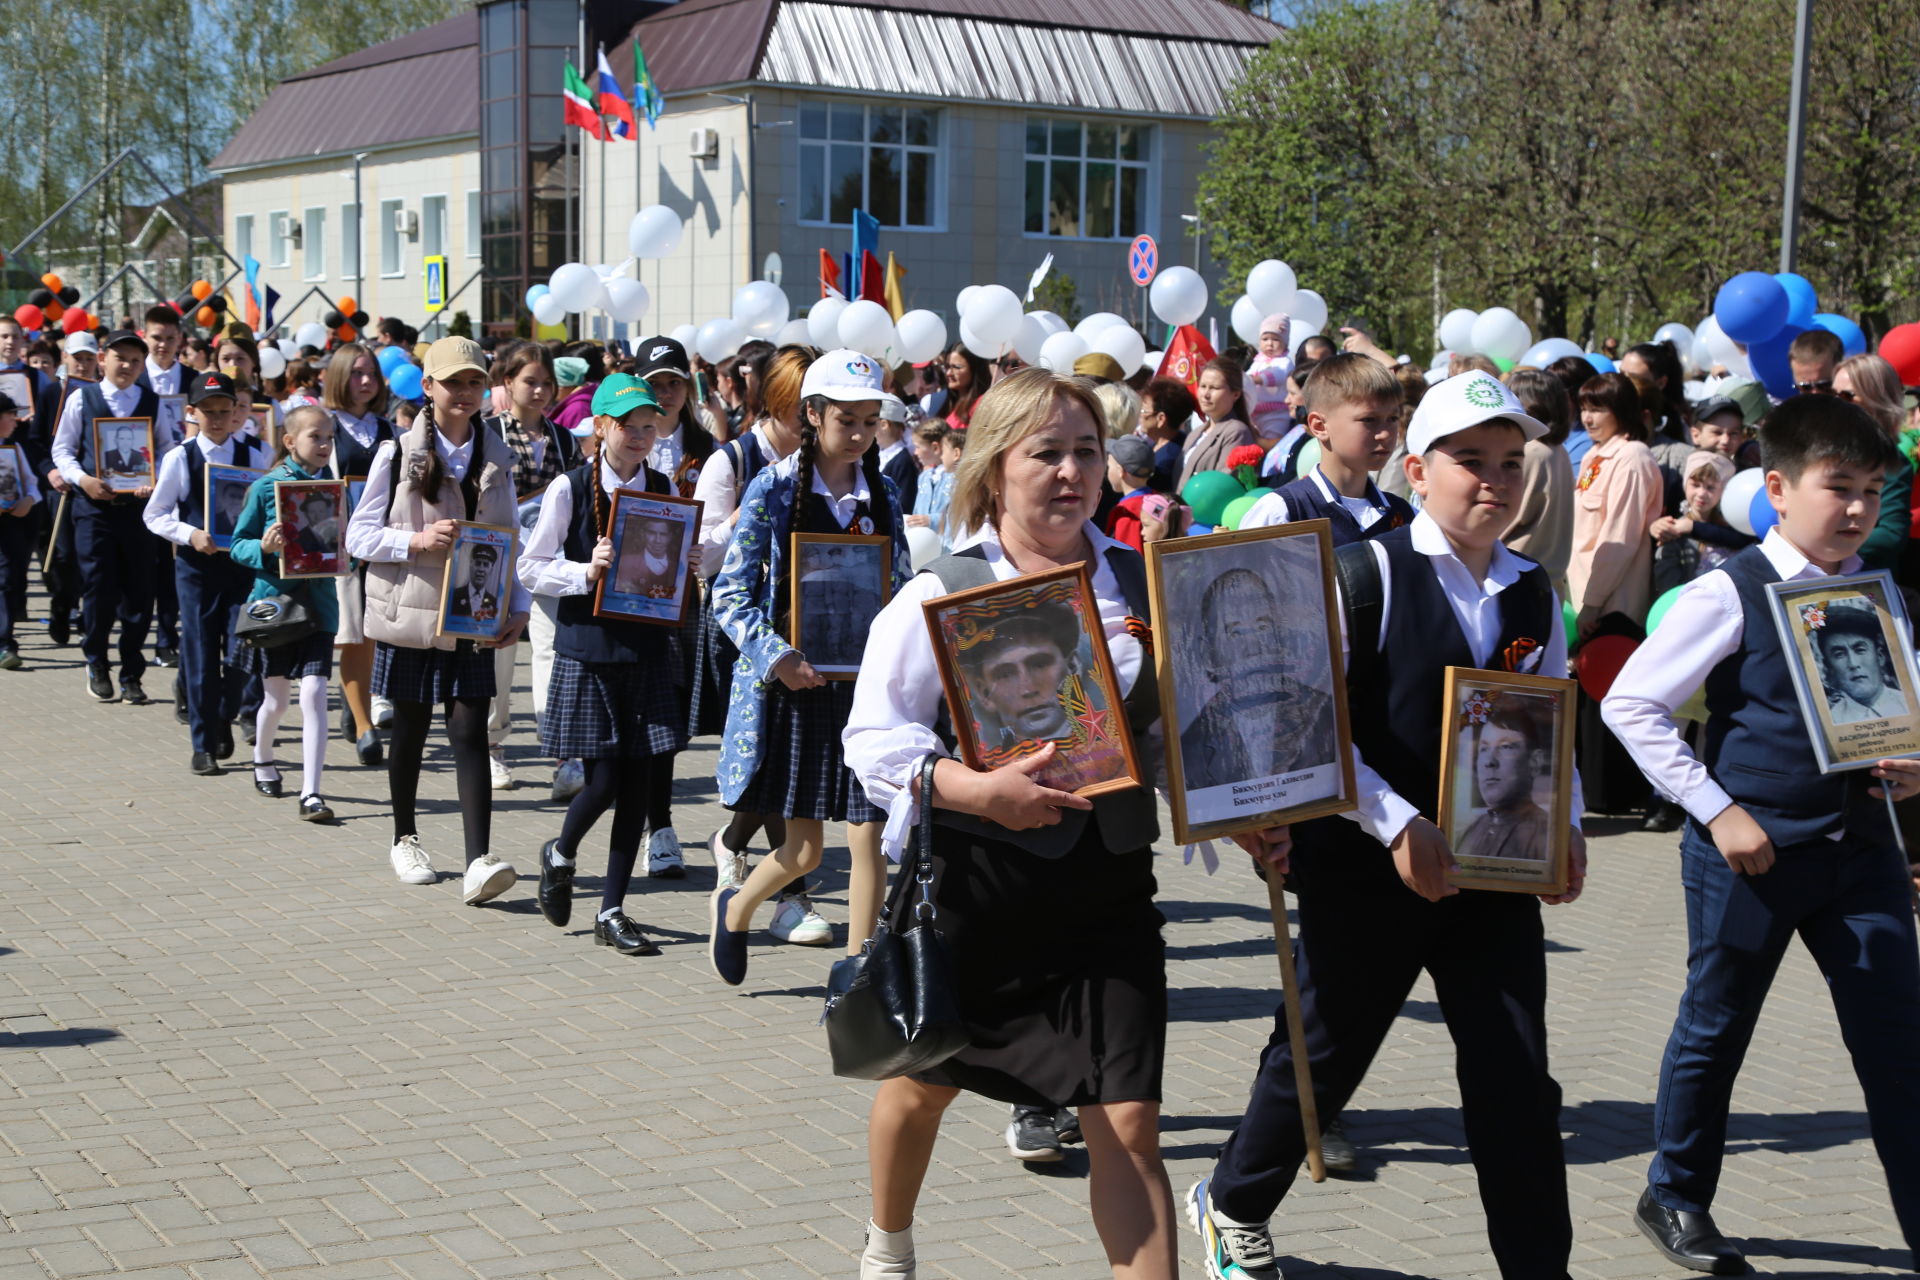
[{"left": 596, "top": 49, "right": 636, "bottom": 140}]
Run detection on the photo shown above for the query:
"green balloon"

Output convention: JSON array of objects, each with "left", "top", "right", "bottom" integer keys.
[
  {"left": 1562, "top": 599, "right": 1578, "bottom": 649},
  {"left": 1181, "top": 470, "right": 1245, "bottom": 527},
  {"left": 1221, "top": 490, "right": 1270, "bottom": 530},
  {"left": 1294, "top": 438, "right": 1322, "bottom": 477},
  {"left": 1646, "top": 585, "right": 1685, "bottom": 634}
]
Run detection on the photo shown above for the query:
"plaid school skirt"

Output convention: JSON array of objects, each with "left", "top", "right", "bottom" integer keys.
[
  {"left": 686, "top": 589, "right": 736, "bottom": 738},
  {"left": 372, "top": 641, "right": 497, "bottom": 705},
  {"left": 733, "top": 679, "right": 880, "bottom": 824},
  {"left": 237, "top": 630, "right": 334, "bottom": 681},
  {"left": 539, "top": 656, "right": 687, "bottom": 761}
]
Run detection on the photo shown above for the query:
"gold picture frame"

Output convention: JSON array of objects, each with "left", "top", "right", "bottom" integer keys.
[
  {"left": 1435, "top": 666, "right": 1576, "bottom": 895},
  {"left": 788, "top": 531, "right": 892, "bottom": 680}
]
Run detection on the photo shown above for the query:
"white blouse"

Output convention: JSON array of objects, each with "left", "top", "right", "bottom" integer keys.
[{"left": 690, "top": 422, "right": 794, "bottom": 581}]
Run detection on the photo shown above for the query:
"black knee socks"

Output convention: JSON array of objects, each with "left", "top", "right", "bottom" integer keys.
[
  {"left": 387, "top": 696, "right": 493, "bottom": 866},
  {"left": 645, "top": 752, "right": 674, "bottom": 830},
  {"left": 556, "top": 756, "right": 650, "bottom": 914}
]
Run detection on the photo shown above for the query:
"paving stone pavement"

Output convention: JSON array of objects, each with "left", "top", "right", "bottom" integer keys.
[{"left": 0, "top": 614, "right": 1913, "bottom": 1279}]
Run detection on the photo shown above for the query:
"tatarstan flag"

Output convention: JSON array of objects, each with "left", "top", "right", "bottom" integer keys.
[{"left": 562, "top": 63, "right": 604, "bottom": 140}]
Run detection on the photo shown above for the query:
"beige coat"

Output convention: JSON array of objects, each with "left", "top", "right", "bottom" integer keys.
[
  {"left": 364, "top": 418, "right": 518, "bottom": 650},
  {"left": 1501, "top": 438, "right": 1575, "bottom": 589}
]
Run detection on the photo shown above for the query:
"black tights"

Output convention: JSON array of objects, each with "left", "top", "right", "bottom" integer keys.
[
  {"left": 722, "top": 810, "right": 787, "bottom": 854},
  {"left": 388, "top": 697, "right": 492, "bottom": 866},
  {"left": 557, "top": 756, "right": 650, "bottom": 914},
  {"left": 646, "top": 752, "right": 675, "bottom": 830}
]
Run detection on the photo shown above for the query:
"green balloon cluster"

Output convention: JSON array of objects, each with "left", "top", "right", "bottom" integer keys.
[{"left": 1180, "top": 471, "right": 1245, "bottom": 527}]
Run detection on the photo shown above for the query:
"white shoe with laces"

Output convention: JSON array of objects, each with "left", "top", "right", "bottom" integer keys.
[
  {"left": 389, "top": 835, "right": 435, "bottom": 885},
  {"left": 1187, "top": 1176, "right": 1277, "bottom": 1278},
  {"left": 462, "top": 853, "right": 517, "bottom": 905},
  {"left": 645, "top": 827, "right": 686, "bottom": 879},
  {"left": 488, "top": 747, "right": 513, "bottom": 791},
  {"left": 860, "top": 1221, "right": 915, "bottom": 1279},
  {"left": 710, "top": 830, "right": 748, "bottom": 892},
  {"left": 768, "top": 894, "right": 833, "bottom": 946},
  {"left": 550, "top": 758, "right": 585, "bottom": 802}
]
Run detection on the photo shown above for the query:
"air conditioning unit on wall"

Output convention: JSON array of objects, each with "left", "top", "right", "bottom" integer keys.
[
  {"left": 688, "top": 127, "right": 719, "bottom": 160},
  {"left": 394, "top": 208, "right": 419, "bottom": 239}
]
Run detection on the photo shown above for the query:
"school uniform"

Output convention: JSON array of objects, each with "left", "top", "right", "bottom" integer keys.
[
  {"left": 1603, "top": 532, "right": 1920, "bottom": 1264},
  {"left": 139, "top": 358, "right": 188, "bottom": 660},
  {"left": 228, "top": 458, "right": 339, "bottom": 681},
  {"left": 480, "top": 411, "right": 578, "bottom": 753},
  {"left": 1241, "top": 465, "right": 1414, "bottom": 543},
  {"left": 878, "top": 437, "right": 919, "bottom": 516},
  {"left": 142, "top": 432, "right": 265, "bottom": 752},
  {"left": 51, "top": 379, "right": 162, "bottom": 683},
  {"left": 1206, "top": 513, "right": 1581, "bottom": 1279},
  {"left": 688, "top": 425, "right": 786, "bottom": 737},
  {"left": 0, "top": 441, "right": 43, "bottom": 652}
]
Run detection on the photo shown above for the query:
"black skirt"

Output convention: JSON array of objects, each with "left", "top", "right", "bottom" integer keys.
[
  {"left": 373, "top": 641, "right": 497, "bottom": 704},
  {"left": 686, "top": 587, "right": 736, "bottom": 737},
  {"left": 540, "top": 656, "right": 687, "bottom": 760},
  {"left": 904, "top": 818, "right": 1166, "bottom": 1108},
  {"left": 238, "top": 630, "right": 334, "bottom": 681},
  {"left": 731, "top": 679, "right": 880, "bottom": 823}
]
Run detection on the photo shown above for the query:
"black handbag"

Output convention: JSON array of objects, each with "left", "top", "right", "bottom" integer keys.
[
  {"left": 822, "top": 755, "right": 969, "bottom": 1080},
  {"left": 235, "top": 593, "right": 320, "bottom": 649}
]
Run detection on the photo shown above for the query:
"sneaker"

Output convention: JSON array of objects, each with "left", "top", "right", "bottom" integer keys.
[
  {"left": 488, "top": 747, "right": 513, "bottom": 790},
  {"left": 645, "top": 827, "right": 686, "bottom": 879},
  {"left": 860, "top": 1221, "right": 916, "bottom": 1279},
  {"left": 462, "top": 854, "right": 517, "bottom": 905},
  {"left": 119, "top": 677, "right": 150, "bottom": 706},
  {"left": 1006, "top": 1106, "right": 1064, "bottom": 1162},
  {"left": 549, "top": 758, "right": 585, "bottom": 802},
  {"left": 708, "top": 886, "right": 749, "bottom": 986},
  {"left": 1186, "top": 1177, "right": 1276, "bottom": 1279},
  {"left": 1054, "top": 1107, "right": 1083, "bottom": 1146},
  {"left": 153, "top": 646, "right": 179, "bottom": 668},
  {"left": 86, "top": 665, "right": 117, "bottom": 702},
  {"left": 372, "top": 694, "right": 394, "bottom": 729},
  {"left": 768, "top": 894, "right": 832, "bottom": 946},
  {"left": 389, "top": 835, "right": 436, "bottom": 885},
  {"left": 0, "top": 646, "right": 21, "bottom": 670},
  {"left": 1319, "top": 1117, "right": 1358, "bottom": 1176},
  {"left": 710, "top": 830, "right": 748, "bottom": 892}
]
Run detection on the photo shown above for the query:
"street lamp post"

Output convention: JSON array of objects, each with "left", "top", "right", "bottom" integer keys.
[
  {"left": 353, "top": 152, "right": 368, "bottom": 321},
  {"left": 1181, "top": 212, "right": 1203, "bottom": 271},
  {"left": 1779, "top": 0, "right": 1813, "bottom": 272}
]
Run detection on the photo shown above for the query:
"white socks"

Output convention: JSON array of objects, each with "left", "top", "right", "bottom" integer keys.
[
  {"left": 298, "top": 675, "right": 328, "bottom": 798},
  {"left": 860, "top": 1221, "right": 914, "bottom": 1278},
  {"left": 549, "top": 845, "right": 574, "bottom": 867}
]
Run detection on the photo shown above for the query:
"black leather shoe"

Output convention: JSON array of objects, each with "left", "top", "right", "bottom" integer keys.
[
  {"left": 154, "top": 647, "right": 178, "bottom": 668},
  {"left": 120, "top": 678, "right": 149, "bottom": 706},
  {"left": 355, "top": 729, "right": 383, "bottom": 767},
  {"left": 538, "top": 840, "right": 575, "bottom": 928},
  {"left": 1641, "top": 801, "right": 1685, "bottom": 833},
  {"left": 212, "top": 729, "right": 235, "bottom": 762},
  {"left": 595, "top": 910, "right": 660, "bottom": 956},
  {"left": 189, "top": 752, "right": 222, "bottom": 776},
  {"left": 1634, "top": 1189, "right": 1746, "bottom": 1274},
  {"left": 298, "top": 794, "right": 334, "bottom": 822},
  {"left": 253, "top": 767, "right": 283, "bottom": 799},
  {"left": 47, "top": 614, "right": 70, "bottom": 646},
  {"left": 86, "top": 666, "right": 116, "bottom": 702}
]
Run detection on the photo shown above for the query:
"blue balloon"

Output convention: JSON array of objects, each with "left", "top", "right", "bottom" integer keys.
[
  {"left": 1714, "top": 271, "right": 1790, "bottom": 344},
  {"left": 1749, "top": 486, "right": 1779, "bottom": 538},
  {"left": 1813, "top": 312, "right": 1867, "bottom": 358},
  {"left": 1746, "top": 322, "right": 1806, "bottom": 400},
  {"left": 1773, "top": 272, "right": 1818, "bottom": 328},
  {"left": 388, "top": 363, "right": 423, "bottom": 400},
  {"left": 524, "top": 283, "right": 550, "bottom": 310},
  {"left": 375, "top": 345, "right": 410, "bottom": 376},
  {"left": 1583, "top": 352, "right": 1616, "bottom": 374}
]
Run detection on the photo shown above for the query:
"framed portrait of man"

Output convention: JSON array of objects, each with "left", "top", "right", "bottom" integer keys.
[
  {"left": 1145, "top": 519, "right": 1357, "bottom": 843},
  {"left": 1766, "top": 570, "right": 1920, "bottom": 771},
  {"left": 437, "top": 522, "right": 517, "bottom": 639},
  {"left": 158, "top": 394, "right": 187, "bottom": 442},
  {"left": 1435, "top": 668, "right": 1576, "bottom": 895},
  {"left": 93, "top": 417, "right": 155, "bottom": 492},
  {"left": 272, "top": 478, "right": 348, "bottom": 578},
  {"left": 0, "top": 371, "right": 32, "bottom": 422},
  {"left": 789, "top": 532, "right": 891, "bottom": 679},
  {"left": 205, "top": 462, "right": 266, "bottom": 550},
  {"left": 250, "top": 403, "right": 276, "bottom": 449},
  {"left": 594, "top": 488, "right": 701, "bottom": 626},
  {"left": 923, "top": 562, "right": 1141, "bottom": 798},
  {"left": 0, "top": 443, "right": 24, "bottom": 508}
]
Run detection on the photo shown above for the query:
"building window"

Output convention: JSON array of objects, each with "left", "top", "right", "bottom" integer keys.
[
  {"left": 380, "top": 199, "right": 404, "bottom": 277},
  {"left": 797, "top": 101, "right": 939, "bottom": 228},
  {"left": 422, "top": 195, "right": 448, "bottom": 260},
  {"left": 235, "top": 214, "right": 255, "bottom": 263},
  {"left": 303, "top": 207, "right": 326, "bottom": 280},
  {"left": 466, "top": 190, "right": 481, "bottom": 258},
  {"left": 340, "top": 204, "right": 360, "bottom": 281},
  {"left": 268, "top": 211, "right": 292, "bottom": 267},
  {"left": 1023, "top": 118, "right": 1151, "bottom": 240}
]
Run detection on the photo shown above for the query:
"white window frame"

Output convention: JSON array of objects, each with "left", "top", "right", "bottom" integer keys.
[
  {"left": 302, "top": 207, "right": 326, "bottom": 280},
  {"left": 379, "top": 199, "right": 404, "bottom": 278},
  {"left": 796, "top": 100, "right": 943, "bottom": 231},
  {"left": 465, "top": 189, "right": 481, "bottom": 259},
  {"left": 235, "top": 214, "right": 255, "bottom": 264},
  {"left": 1022, "top": 117, "right": 1154, "bottom": 242},
  {"left": 420, "top": 193, "right": 449, "bottom": 261},
  {"left": 339, "top": 203, "right": 361, "bottom": 281},
  {"left": 268, "top": 209, "right": 292, "bottom": 267}
]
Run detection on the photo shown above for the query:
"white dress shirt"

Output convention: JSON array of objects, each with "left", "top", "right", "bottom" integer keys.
[
  {"left": 1242, "top": 467, "right": 1391, "bottom": 532},
  {"left": 52, "top": 378, "right": 146, "bottom": 487},
  {"left": 842, "top": 521, "right": 1146, "bottom": 861},
  {"left": 1339, "top": 510, "right": 1583, "bottom": 845},
  {"left": 146, "top": 359, "right": 186, "bottom": 443},
  {"left": 1602, "top": 529, "right": 1879, "bottom": 829},
  {"left": 145, "top": 358, "right": 184, "bottom": 396},
  {"left": 690, "top": 422, "right": 793, "bottom": 581},
  {"left": 518, "top": 458, "right": 648, "bottom": 598},
  {"left": 142, "top": 434, "right": 248, "bottom": 546},
  {"left": 345, "top": 432, "right": 530, "bottom": 615},
  {"left": 808, "top": 453, "right": 873, "bottom": 528},
  {"left": 332, "top": 408, "right": 381, "bottom": 458}
]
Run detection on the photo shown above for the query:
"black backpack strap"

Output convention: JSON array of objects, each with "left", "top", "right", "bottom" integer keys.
[{"left": 1333, "top": 541, "right": 1384, "bottom": 692}]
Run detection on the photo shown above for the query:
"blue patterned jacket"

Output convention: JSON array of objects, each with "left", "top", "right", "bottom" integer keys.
[{"left": 712, "top": 458, "right": 910, "bottom": 805}]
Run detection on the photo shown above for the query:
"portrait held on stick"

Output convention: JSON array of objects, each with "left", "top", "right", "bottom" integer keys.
[
  {"left": 789, "top": 532, "right": 891, "bottom": 679},
  {"left": 93, "top": 417, "right": 154, "bottom": 492},
  {"left": 594, "top": 488, "right": 701, "bottom": 625},
  {"left": 1436, "top": 667, "right": 1575, "bottom": 894},
  {"left": 436, "top": 521, "right": 517, "bottom": 640},
  {"left": 1766, "top": 571, "right": 1920, "bottom": 772},
  {"left": 272, "top": 478, "right": 348, "bottom": 578},
  {"left": 923, "top": 562, "right": 1141, "bottom": 797}
]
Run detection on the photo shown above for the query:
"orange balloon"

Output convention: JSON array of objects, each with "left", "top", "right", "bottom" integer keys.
[
  {"left": 336, "top": 296, "right": 357, "bottom": 314},
  {"left": 334, "top": 323, "right": 356, "bottom": 342},
  {"left": 41, "top": 273, "right": 62, "bottom": 292},
  {"left": 43, "top": 300, "right": 63, "bottom": 321},
  {"left": 190, "top": 279, "right": 213, "bottom": 301},
  {"left": 196, "top": 305, "right": 216, "bottom": 327}
]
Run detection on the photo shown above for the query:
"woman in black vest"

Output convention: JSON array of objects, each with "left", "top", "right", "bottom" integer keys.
[
  {"left": 842, "top": 369, "right": 1176, "bottom": 1278},
  {"left": 517, "top": 374, "right": 686, "bottom": 956}
]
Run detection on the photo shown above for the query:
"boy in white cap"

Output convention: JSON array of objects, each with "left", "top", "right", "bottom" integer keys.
[{"left": 1189, "top": 371, "right": 1589, "bottom": 1280}]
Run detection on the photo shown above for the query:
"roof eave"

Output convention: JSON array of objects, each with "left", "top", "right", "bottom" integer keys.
[{"left": 208, "top": 130, "right": 479, "bottom": 179}]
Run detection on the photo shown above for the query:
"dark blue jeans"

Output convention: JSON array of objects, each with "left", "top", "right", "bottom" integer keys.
[
  {"left": 174, "top": 554, "right": 252, "bottom": 754},
  {"left": 72, "top": 499, "right": 153, "bottom": 679},
  {"left": 1651, "top": 821, "right": 1920, "bottom": 1263}
]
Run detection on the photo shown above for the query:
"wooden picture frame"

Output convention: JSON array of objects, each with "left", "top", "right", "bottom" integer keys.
[
  {"left": 93, "top": 417, "right": 155, "bottom": 492},
  {"left": 1765, "top": 569, "right": 1920, "bottom": 772},
  {"left": 249, "top": 403, "right": 276, "bottom": 450},
  {"left": 436, "top": 521, "right": 517, "bottom": 640},
  {"left": 922, "top": 561, "right": 1142, "bottom": 799},
  {"left": 0, "top": 443, "right": 26, "bottom": 509},
  {"left": 0, "top": 371, "right": 31, "bottom": 422},
  {"left": 1436, "top": 666, "right": 1576, "bottom": 895},
  {"left": 272, "top": 478, "right": 348, "bottom": 578},
  {"left": 788, "top": 531, "right": 892, "bottom": 679},
  {"left": 1145, "top": 519, "right": 1357, "bottom": 844},
  {"left": 205, "top": 462, "right": 267, "bottom": 551},
  {"left": 594, "top": 488, "right": 701, "bottom": 626}
]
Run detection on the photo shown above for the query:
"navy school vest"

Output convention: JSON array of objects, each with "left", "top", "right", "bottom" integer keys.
[
  {"left": 331, "top": 411, "right": 396, "bottom": 482},
  {"left": 927, "top": 543, "right": 1161, "bottom": 858},
  {"left": 553, "top": 463, "right": 673, "bottom": 666},
  {"left": 1700, "top": 546, "right": 1894, "bottom": 848},
  {"left": 1271, "top": 471, "right": 1413, "bottom": 547},
  {"left": 77, "top": 380, "right": 161, "bottom": 500}
]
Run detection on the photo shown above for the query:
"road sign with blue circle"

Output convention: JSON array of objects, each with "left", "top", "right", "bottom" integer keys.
[{"left": 1128, "top": 235, "right": 1158, "bottom": 286}]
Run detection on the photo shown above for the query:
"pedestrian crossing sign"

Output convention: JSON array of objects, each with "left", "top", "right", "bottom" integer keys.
[{"left": 423, "top": 256, "right": 447, "bottom": 313}]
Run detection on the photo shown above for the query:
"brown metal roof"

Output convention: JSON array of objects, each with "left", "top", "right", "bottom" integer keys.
[
  {"left": 609, "top": 0, "right": 778, "bottom": 94},
  {"left": 208, "top": 12, "right": 478, "bottom": 173},
  {"left": 808, "top": 0, "right": 1275, "bottom": 43}
]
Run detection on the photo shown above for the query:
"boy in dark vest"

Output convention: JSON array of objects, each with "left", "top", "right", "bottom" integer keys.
[
  {"left": 1242, "top": 351, "right": 1412, "bottom": 543},
  {"left": 141, "top": 372, "right": 264, "bottom": 774},
  {"left": 1603, "top": 394, "right": 1920, "bottom": 1275},
  {"left": 1190, "top": 371, "right": 1589, "bottom": 1280}
]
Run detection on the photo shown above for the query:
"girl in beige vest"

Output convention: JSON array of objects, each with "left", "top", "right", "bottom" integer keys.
[{"left": 345, "top": 337, "right": 529, "bottom": 905}]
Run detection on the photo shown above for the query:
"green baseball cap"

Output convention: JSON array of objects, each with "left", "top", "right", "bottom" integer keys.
[{"left": 591, "top": 373, "right": 661, "bottom": 419}]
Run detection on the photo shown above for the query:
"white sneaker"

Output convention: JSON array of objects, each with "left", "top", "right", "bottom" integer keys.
[
  {"left": 709, "top": 830, "right": 748, "bottom": 892},
  {"left": 768, "top": 894, "right": 833, "bottom": 946},
  {"left": 389, "top": 835, "right": 435, "bottom": 885},
  {"left": 462, "top": 853, "right": 517, "bottom": 905},
  {"left": 645, "top": 827, "right": 686, "bottom": 879},
  {"left": 860, "top": 1221, "right": 915, "bottom": 1279},
  {"left": 550, "top": 758, "right": 585, "bottom": 802},
  {"left": 488, "top": 747, "right": 514, "bottom": 791},
  {"left": 372, "top": 694, "right": 394, "bottom": 729}
]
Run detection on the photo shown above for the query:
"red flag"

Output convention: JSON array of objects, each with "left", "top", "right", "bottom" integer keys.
[
  {"left": 819, "top": 249, "right": 841, "bottom": 298},
  {"left": 859, "top": 251, "right": 886, "bottom": 305},
  {"left": 1154, "top": 324, "right": 1217, "bottom": 392}
]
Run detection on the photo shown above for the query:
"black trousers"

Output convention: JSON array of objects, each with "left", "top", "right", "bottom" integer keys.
[
  {"left": 72, "top": 499, "right": 152, "bottom": 678},
  {"left": 152, "top": 535, "right": 178, "bottom": 650},
  {"left": 1209, "top": 830, "right": 1572, "bottom": 1280},
  {"left": 174, "top": 555, "right": 251, "bottom": 754},
  {"left": 0, "top": 512, "right": 30, "bottom": 646},
  {"left": 38, "top": 489, "right": 78, "bottom": 622}
]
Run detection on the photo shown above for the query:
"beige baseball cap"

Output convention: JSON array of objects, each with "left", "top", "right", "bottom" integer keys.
[{"left": 421, "top": 336, "right": 486, "bottom": 381}]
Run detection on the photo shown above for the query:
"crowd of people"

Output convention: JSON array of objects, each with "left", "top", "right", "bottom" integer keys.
[{"left": 1, "top": 300, "right": 1918, "bottom": 1280}]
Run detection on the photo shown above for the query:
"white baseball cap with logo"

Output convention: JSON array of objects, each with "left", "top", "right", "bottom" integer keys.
[
  {"left": 65, "top": 331, "right": 100, "bottom": 355},
  {"left": 1405, "top": 370, "right": 1548, "bottom": 456},
  {"left": 801, "top": 348, "right": 886, "bottom": 403}
]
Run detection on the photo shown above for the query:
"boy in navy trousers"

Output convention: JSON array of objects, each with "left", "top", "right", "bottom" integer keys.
[
  {"left": 1190, "top": 371, "right": 1589, "bottom": 1280},
  {"left": 1604, "top": 394, "right": 1920, "bottom": 1275}
]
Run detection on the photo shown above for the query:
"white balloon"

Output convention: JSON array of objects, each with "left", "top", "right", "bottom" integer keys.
[
  {"left": 895, "top": 310, "right": 948, "bottom": 365},
  {"left": 1652, "top": 321, "right": 1695, "bottom": 354},
  {"left": 959, "top": 316, "right": 999, "bottom": 361},
  {"left": 807, "top": 298, "right": 849, "bottom": 351},
  {"left": 277, "top": 339, "right": 301, "bottom": 361},
  {"left": 1149, "top": 265, "right": 1208, "bottom": 327},
  {"left": 961, "top": 284, "right": 1022, "bottom": 346},
  {"left": 1698, "top": 315, "right": 1751, "bottom": 377},
  {"left": 838, "top": 299, "right": 897, "bottom": 359},
  {"left": 1519, "top": 337, "right": 1583, "bottom": 368},
  {"left": 1092, "top": 324, "right": 1146, "bottom": 377},
  {"left": 905, "top": 525, "right": 942, "bottom": 573},
  {"left": 1074, "top": 311, "right": 1130, "bottom": 342},
  {"left": 1721, "top": 467, "right": 1766, "bottom": 536},
  {"left": 1469, "top": 307, "right": 1532, "bottom": 363},
  {"left": 1230, "top": 295, "right": 1264, "bottom": 346},
  {"left": 1038, "top": 331, "right": 1089, "bottom": 373},
  {"left": 1438, "top": 308, "right": 1479, "bottom": 353},
  {"left": 775, "top": 318, "right": 813, "bottom": 347},
  {"left": 1143, "top": 350, "right": 1164, "bottom": 374},
  {"left": 1014, "top": 313, "right": 1056, "bottom": 364},
  {"left": 531, "top": 294, "right": 567, "bottom": 327},
  {"left": 603, "top": 277, "right": 651, "bottom": 324},
  {"left": 671, "top": 322, "right": 699, "bottom": 352},
  {"left": 1246, "top": 259, "right": 1297, "bottom": 317},
  {"left": 733, "top": 281, "right": 788, "bottom": 338},
  {"left": 695, "top": 317, "right": 744, "bottom": 364},
  {"left": 627, "top": 205, "right": 683, "bottom": 259},
  {"left": 258, "top": 348, "right": 288, "bottom": 379},
  {"left": 1289, "top": 288, "right": 1330, "bottom": 337},
  {"left": 955, "top": 286, "right": 982, "bottom": 318},
  {"left": 1030, "top": 311, "right": 1069, "bottom": 336},
  {"left": 548, "top": 262, "right": 603, "bottom": 312},
  {"left": 294, "top": 322, "right": 329, "bottom": 351}
]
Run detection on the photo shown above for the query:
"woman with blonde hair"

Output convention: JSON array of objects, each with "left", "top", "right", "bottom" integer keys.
[
  {"left": 844, "top": 367, "right": 1176, "bottom": 1279},
  {"left": 1093, "top": 379, "right": 1141, "bottom": 441},
  {"left": 1834, "top": 353, "right": 1912, "bottom": 571}
]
